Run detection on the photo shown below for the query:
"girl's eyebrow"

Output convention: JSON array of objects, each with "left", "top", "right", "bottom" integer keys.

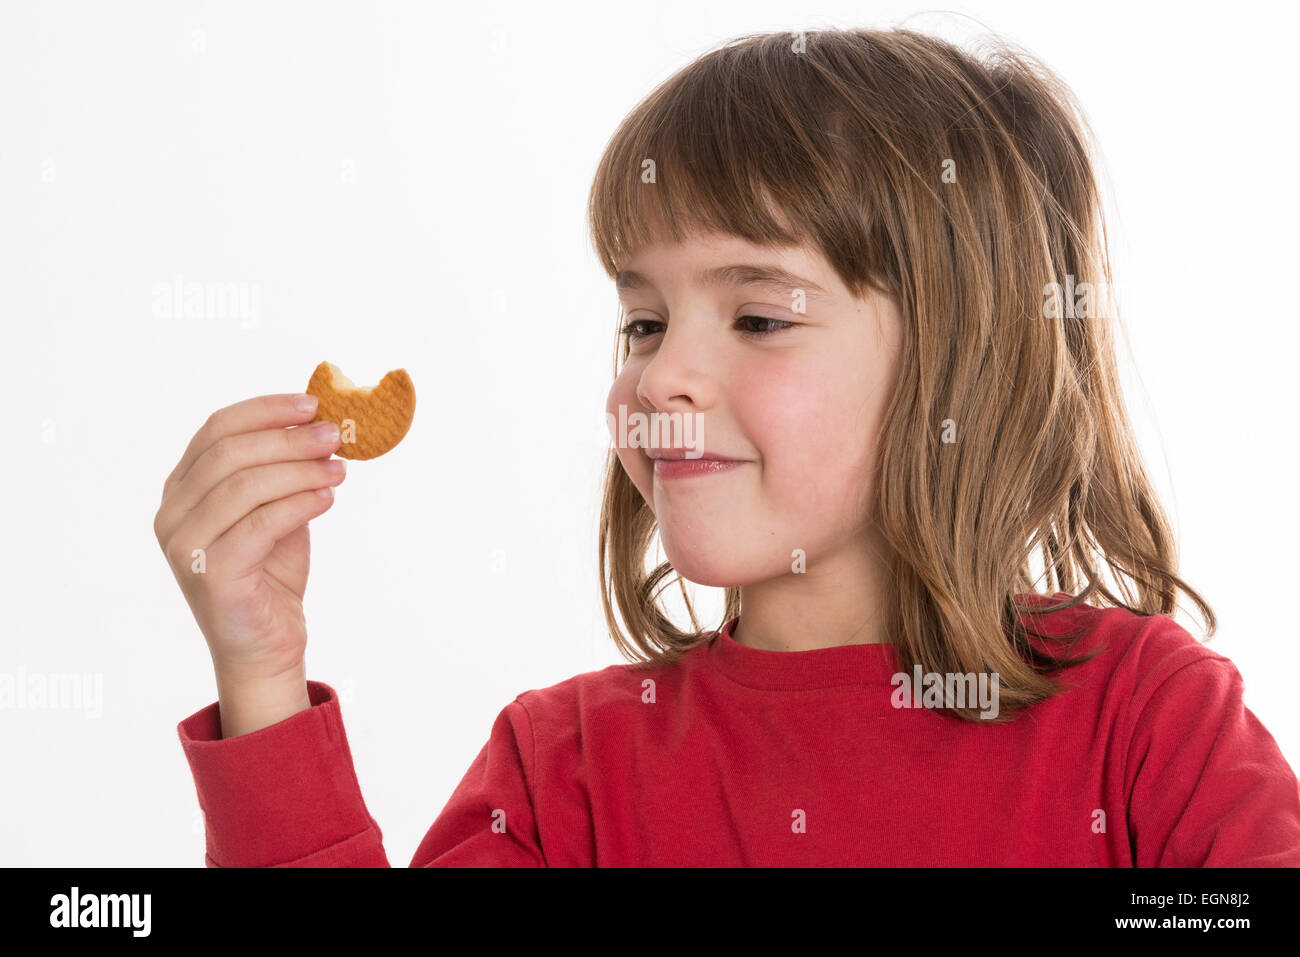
[{"left": 615, "top": 263, "right": 831, "bottom": 301}]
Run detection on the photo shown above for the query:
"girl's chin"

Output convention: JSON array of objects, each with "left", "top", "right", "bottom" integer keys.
[
  {"left": 660, "top": 540, "right": 772, "bottom": 589},
  {"left": 666, "top": 565, "right": 738, "bottom": 589}
]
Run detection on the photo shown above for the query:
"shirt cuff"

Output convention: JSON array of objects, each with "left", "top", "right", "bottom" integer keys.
[{"left": 177, "top": 680, "right": 382, "bottom": 867}]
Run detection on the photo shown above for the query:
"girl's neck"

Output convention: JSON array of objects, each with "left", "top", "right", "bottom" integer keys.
[{"left": 733, "top": 530, "right": 892, "bottom": 652}]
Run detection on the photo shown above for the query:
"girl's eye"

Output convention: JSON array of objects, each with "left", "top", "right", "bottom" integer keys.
[
  {"left": 619, "top": 316, "right": 796, "bottom": 341},
  {"left": 619, "top": 318, "right": 663, "bottom": 340},
  {"left": 735, "top": 316, "right": 795, "bottom": 338}
]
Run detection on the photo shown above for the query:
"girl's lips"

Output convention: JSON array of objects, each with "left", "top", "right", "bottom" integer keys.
[{"left": 653, "top": 459, "right": 747, "bottom": 479}]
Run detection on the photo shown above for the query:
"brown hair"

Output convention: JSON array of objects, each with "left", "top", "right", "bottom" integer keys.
[{"left": 587, "top": 27, "right": 1216, "bottom": 722}]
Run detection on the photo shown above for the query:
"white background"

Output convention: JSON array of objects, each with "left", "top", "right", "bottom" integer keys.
[{"left": 2, "top": 1, "right": 1296, "bottom": 866}]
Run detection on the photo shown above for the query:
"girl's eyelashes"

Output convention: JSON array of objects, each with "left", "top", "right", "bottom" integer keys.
[
  {"left": 736, "top": 316, "right": 795, "bottom": 339},
  {"left": 618, "top": 318, "right": 658, "bottom": 339},
  {"left": 619, "top": 316, "right": 797, "bottom": 341}
]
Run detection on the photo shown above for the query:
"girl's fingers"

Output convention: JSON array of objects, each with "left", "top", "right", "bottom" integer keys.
[
  {"left": 163, "top": 393, "right": 321, "bottom": 493},
  {"left": 206, "top": 487, "right": 338, "bottom": 578},
  {"left": 167, "top": 457, "right": 346, "bottom": 564},
  {"left": 156, "top": 419, "right": 342, "bottom": 543}
]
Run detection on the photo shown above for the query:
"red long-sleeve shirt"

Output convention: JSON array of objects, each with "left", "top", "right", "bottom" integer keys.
[{"left": 176, "top": 594, "right": 1300, "bottom": 866}]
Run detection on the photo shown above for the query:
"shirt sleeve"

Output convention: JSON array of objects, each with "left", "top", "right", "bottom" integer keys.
[
  {"left": 1125, "top": 654, "right": 1300, "bottom": 866},
  {"left": 408, "top": 697, "right": 547, "bottom": 867},
  {"left": 177, "top": 680, "right": 546, "bottom": 867}
]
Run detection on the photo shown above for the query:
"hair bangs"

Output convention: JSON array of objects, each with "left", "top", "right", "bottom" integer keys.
[{"left": 586, "top": 34, "right": 873, "bottom": 286}]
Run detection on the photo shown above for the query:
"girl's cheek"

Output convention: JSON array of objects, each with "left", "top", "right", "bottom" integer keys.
[
  {"left": 739, "top": 369, "right": 824, "bottom": 450},
  {"left": 605, "top": 375, "right": 638, "bottom": 442},
  {"left": 605, "top": 377, "right": 654, "bottom": 499},
  {"left": 744, "top": 368, "right": 868, "bottom": 504}
]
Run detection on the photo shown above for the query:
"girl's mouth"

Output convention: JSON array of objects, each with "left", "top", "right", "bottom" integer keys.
[{"left": 653, "top": 459, "right": 747, "bottom": 480}]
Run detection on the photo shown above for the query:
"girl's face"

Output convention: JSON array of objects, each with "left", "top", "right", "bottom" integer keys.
[{"left": 606, "top": 231, "right": 904, "bottom": 587}]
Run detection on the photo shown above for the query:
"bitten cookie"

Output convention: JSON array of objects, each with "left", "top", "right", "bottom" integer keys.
[{"left": 304, "top": 361, "right": 416, "bottom": 460}]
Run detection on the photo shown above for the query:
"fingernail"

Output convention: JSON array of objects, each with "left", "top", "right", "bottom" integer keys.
[
  {"left": 313, "top": 421, "right": 340, "bottom": 442},
  {"left": 315, "top": 486, "right": 333, "bottom": 499},
  {"left": 294, "top": 394, "right": 319, "bottom": 413}
]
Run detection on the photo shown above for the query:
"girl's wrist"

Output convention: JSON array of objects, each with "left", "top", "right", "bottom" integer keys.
[{"left": 213, "top": 665, "right": 312, "bottom": 739}]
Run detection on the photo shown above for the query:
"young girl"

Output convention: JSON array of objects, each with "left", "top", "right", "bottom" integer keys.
[{"left": 158, "top": 27, "right": 1300, "bottom": 866}]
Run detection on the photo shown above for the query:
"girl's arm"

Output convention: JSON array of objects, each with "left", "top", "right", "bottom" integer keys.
[
  {"left": 161, "top": 395, "right": 545, "bottom": 865},
  {"left": 177, "top": 681, "right": 546, "bottom": 867},
  {"left": 1125, "top": 651, "right": 1300, "bottom": 866}
]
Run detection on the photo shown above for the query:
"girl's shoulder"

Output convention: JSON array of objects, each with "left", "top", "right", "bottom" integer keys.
[
  {"left": 1020, "top": 591, "right": 1239, "bottom": 717},
  {"left": 1025, "top": 590, "right": 1224, "bottom": 668}
]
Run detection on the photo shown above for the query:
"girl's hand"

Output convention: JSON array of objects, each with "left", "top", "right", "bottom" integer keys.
[{"left": 153, "top": 393, "right": 346, "bottom": 685}]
